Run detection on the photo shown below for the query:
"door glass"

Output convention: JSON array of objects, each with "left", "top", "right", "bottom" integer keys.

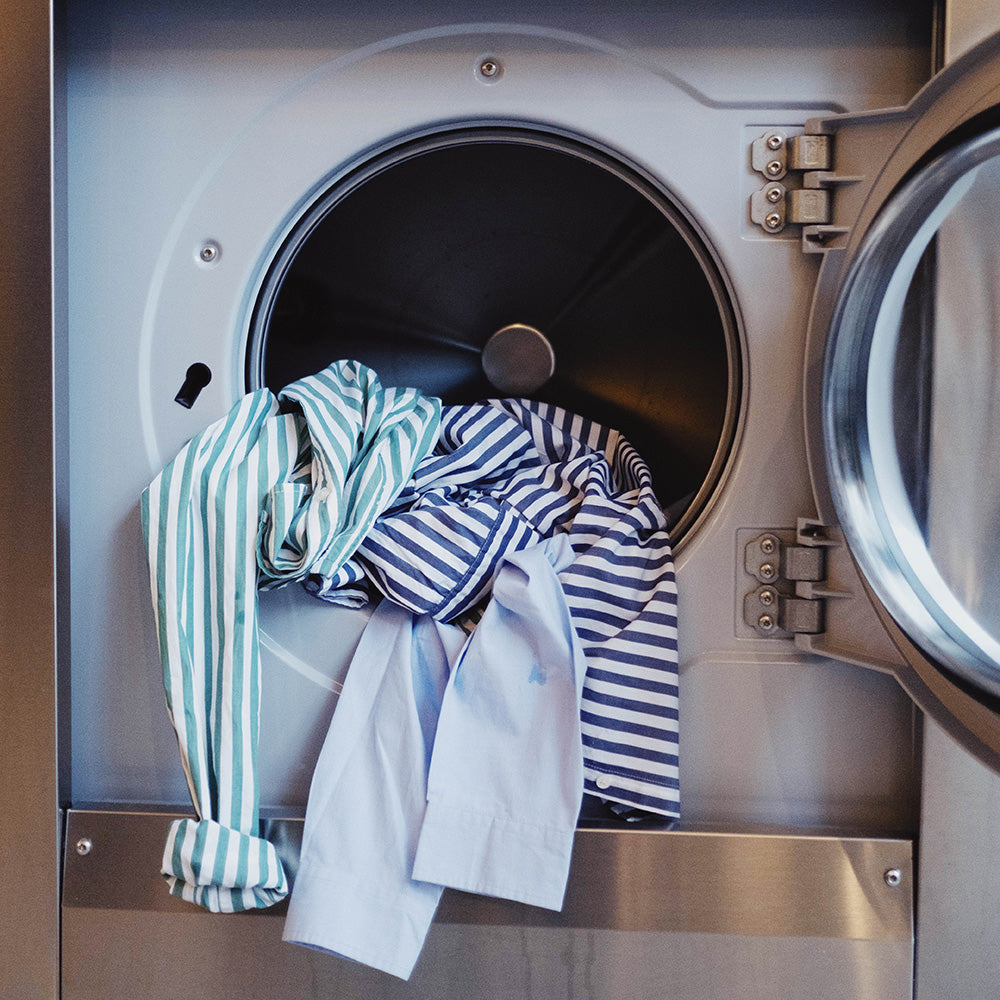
[{"left": 825, "top": 127, "right": 1000, "bottom": 695}]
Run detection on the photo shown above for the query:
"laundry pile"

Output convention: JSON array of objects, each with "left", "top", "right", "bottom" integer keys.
[{"left": 141, "top": 359, "right": 679, "bottom": 979}]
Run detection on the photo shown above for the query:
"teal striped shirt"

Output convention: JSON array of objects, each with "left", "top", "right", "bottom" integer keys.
[{"left": 141, "top": 361, "right": 441, "bottom": 912}]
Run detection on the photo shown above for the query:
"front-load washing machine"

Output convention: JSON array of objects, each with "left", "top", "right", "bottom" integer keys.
[{"left": 8, "top": 1, "right": 1000, "bottom": 998}]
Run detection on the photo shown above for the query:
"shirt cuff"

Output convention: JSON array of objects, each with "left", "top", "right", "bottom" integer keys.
[
  {"left": 283, "top": 862, "right": 442, "bottom": 981},
  {"left": 411, "top": 799, "right": 575, "bottom": 911},
  {"left": 162, "top": 817, "right": 288, "bottom": 912}
]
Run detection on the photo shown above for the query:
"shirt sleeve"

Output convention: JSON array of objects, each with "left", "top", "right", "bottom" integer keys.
[
  {"left": 411, "top": 534, "right": 587, "bottom": 911},
  {"left": 141, "top": 390, "right": 297, "bottom": 912}
]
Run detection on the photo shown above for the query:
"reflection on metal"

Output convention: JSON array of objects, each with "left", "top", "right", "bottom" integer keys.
[
  {"left": 63, "top": 808, "right": 912, "bottom": 939},
  {"left": 823, "top": 125, "right": 1000, "bottom": 696},
  {"left": 0, "top": 2, "right": 59, "bottom": 997},
  {"left": 61, "top": 809, "right": 913, "bottom": 999},
  {"left": 481, "top": 323, "right": 555, "bottom": 396}
]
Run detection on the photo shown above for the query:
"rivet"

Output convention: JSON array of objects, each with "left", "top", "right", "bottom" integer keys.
[{"left": 76, "top": 837, "right": 93, "bottom": 857}]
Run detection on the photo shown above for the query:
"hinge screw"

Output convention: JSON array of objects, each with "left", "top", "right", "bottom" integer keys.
[
  {"left": 764, "top": 213, "right": 782, "bottom": 230},
  {"left": 759, "top": 588, "right": 776, "bottom": 607},
  {"left": 760, "top": 537, "right": 776, "bottom": 554},
  {"left": 766, "top": 134, "right": 783, "bottom": 150},
  {"left": 765, "top": 160, "right": 783, "bottom": 177},
  {"left": 76, "top": 837, "right": 93, "bottom": 856},
  {"left": 884, "top": 868, "right": 902, "bottom": 887},
  {"left": 758, "top": 613, "right": 776, "bottom": 631},
  {"left": 766, "top": 186, "right": 782, "bottom": 203},
  {"left": 759, "top": 562, "right": 777, "bottom": 581}
]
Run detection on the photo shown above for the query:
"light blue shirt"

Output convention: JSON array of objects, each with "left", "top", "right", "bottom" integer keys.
[{"left": 283, "top": 535, "right": 587, "bottom": 980}]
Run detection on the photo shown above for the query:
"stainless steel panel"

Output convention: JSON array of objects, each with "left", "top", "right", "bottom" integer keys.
[
  {"left": 0, "top": 2, "right": 59, "bottom": 998},
  {"left": 63, "top": 914, "right": 912, "bottom": 1000},
  {"left": 916, "top": 719, "right": 1000, "bottom": 1000},
  {"left": 63, "top": 809, "right": 913, "bottom": 999},
  {"left": 945, "top": 0, "right": 1000, "bottom": 61}
]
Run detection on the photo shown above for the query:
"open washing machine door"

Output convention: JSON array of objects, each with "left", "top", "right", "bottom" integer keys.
[{"left": 791, "top": 29, "right": 1000, "bottom": 771}]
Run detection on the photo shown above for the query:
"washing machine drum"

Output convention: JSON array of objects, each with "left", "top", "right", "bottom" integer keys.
[{"left": 247, "top": 131, "right": 739, "bottom": 535}]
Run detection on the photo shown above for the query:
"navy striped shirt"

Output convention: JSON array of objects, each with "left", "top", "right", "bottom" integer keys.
[{"left": 309, "top": 398, "right": 680, "bottom": 817}]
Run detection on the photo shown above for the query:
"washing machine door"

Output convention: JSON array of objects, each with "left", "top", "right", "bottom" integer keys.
[{"left": 809, "top": 29, "right": 1000, "bottom": 768}]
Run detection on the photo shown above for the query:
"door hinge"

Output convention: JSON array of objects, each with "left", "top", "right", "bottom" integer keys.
[
  {"left": 742, "top": 519, "right": 844, "bottom": 637},
  {"left": 749, "top": 129, "right": 833, "bottom": 236}
]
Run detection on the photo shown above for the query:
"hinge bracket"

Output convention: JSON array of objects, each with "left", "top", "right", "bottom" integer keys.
[
  {"left": 749, "top": 130, "right": 833, "bottom": 235},
  {"left": 742, "top": 519, "right": 845, "bottom": 637}
]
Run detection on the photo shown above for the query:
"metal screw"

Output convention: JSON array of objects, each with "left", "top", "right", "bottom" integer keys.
[
  {"left": 758, "top": 614, "right": 776, "bottom": 631},
  {"left": 759, "top": 562, "right": 777, "bottom": 580},
  {"left": 76, "top": 837, "right": 93, "bottom": 857},
  {"left": 765, "top": 160, "right": 783, "bottom": 177},
  {"left": 766, "top": 134, "right": 783, "bottom": 150},
  {"left": 761, "top": 537, "right": 776, "bottom": 554},
  {"left": 766, "top": 186, "right": 782, "bottom": 204},
  {"left": 199, "top": 242, "right": 220, "bottom": 263},
  {"left": 759, "top": 588, "right": 775, "bottom": 607},
  {"left": 764, "top": 213, "right": 782, "bottom": 230},
  {"left": 884, "top": 868, "right": 902, "bottom": 887},
  {"left": 479, "top": 58, "right": 500, "bottom": 78}
]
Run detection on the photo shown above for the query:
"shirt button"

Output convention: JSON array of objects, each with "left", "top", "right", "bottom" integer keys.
[{"left": 595, "top": 775, "right": 612, "bottom": 790}]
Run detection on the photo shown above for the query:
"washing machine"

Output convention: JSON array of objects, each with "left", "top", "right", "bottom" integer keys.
[{"left": 6, "top": 1, "right": 1000, "bottom": 998}]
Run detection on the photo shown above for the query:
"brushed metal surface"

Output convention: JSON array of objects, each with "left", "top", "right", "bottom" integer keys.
[
  {"left": 0, "top": 2, "right": 59, "bottom": 999},
  {"left": 63, "top": 809, "right": 912, "bottom": 939},
  {"left": 62, "top": 809, "right": 914, "bottom": 999},
  {"left": 63, "top": 912, "right": 914, "bottom": 1000},
  {"left": 916, "top": 719, "right": 1000, "bottom": 999}
]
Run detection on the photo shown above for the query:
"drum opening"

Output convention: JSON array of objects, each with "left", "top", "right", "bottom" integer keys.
[{"left": 248, "top": 128, "right": 741, "bottom": 540}]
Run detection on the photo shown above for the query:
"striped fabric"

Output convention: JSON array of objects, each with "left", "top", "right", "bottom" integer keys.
[
  {"left": 310, "top": 399, "right": 680, "bottom": 817},
  {"left": 141, "top": 361, "right": 441, "bottom": 911}
]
